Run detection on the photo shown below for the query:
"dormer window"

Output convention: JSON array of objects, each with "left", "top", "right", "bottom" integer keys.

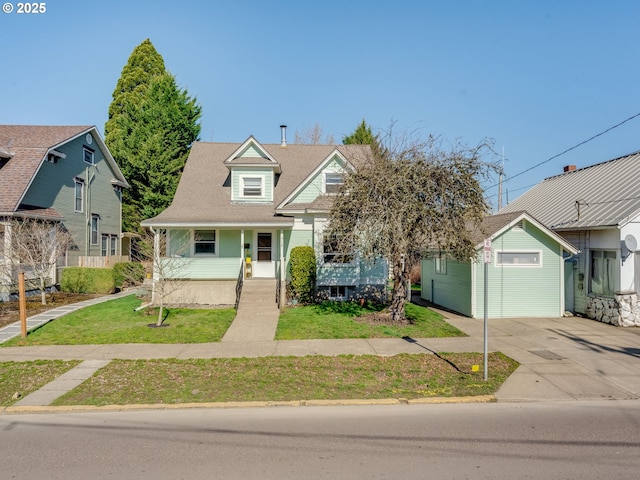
[
  {"left": 241, "top": 176, "right": 263, "bottom": 197},
  {"left": 324, "top": 172, "right": 344, "bottom": 194}
]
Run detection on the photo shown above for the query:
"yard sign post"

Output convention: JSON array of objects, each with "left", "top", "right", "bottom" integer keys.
[{"left": 483, "top": 238, "right": 491, "bottom": 381}]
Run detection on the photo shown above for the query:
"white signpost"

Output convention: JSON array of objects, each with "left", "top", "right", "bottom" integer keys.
[{"left": 483, "top": 238, "right": 491, "bottom": 381}]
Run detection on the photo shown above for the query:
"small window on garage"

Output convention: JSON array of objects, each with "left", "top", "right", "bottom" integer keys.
[
  {"left": 435, "top": 255, "right": 447, "bottom": 274},
  {"left": 496, "top": 251, "right": 541, "bottom": 266}
]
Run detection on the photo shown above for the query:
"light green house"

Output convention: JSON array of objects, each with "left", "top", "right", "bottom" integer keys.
[
  {"left": 421, "top": 211, "right": 578, "bottom": 318},
  {"left": 0, "top": 125, "right": 129, "bottom": 299},
  {"left": 141, "top": 128, "right": 387, "bottom": 305}
]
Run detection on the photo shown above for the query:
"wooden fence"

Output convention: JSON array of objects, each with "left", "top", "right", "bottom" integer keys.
[{"left": 77, "top": 256, "right": 129, "bottom": 268}]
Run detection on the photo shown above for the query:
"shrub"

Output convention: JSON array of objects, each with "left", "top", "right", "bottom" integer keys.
[
  {"left": 60, "top": 267, "right": 115, "bottom": 294},
  {"left": 113, "top": 262, "right": 145, "bottom": 288},
  {"left": 289, "top": 246, "right": 316, "bottom": 304}
]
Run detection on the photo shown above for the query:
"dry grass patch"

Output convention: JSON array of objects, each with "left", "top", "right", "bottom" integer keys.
[
  {"left": 54, "top": 353, "right": 518, "bottom": 406},
  {"left": 0, "top": 360, "right": 81, "bottom": 406}
]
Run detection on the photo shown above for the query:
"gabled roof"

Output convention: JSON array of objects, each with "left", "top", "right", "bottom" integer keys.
[
  {"left": 142, "top": 141, "right": 371, "bottom": 227},
  {"left": 472, "top": 211, "right": 578, "bottom": 254},
  {"left": 499, "top": 150, "right": 640, "bottom": 230},
  {"left": 0, "top": 125, "right": 129, "bottom": 215},
  {"left": 223, "top": 136, "right": 282, "bottom": 173},
  {"left": 275, "top": 148, "right": 355, "bottom": 211}
]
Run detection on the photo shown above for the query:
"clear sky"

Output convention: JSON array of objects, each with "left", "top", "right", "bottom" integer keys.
[{"left": 2, "top": 0, "right": 639, "bottom": 209}]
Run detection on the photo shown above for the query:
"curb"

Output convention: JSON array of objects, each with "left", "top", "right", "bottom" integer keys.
[{"left": 1, "top": 395, "right": 496, "bottom": 415}]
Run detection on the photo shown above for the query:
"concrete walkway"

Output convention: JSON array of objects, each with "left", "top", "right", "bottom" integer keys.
[
  {"left": 1, "top": 291, "right": 640, "bottom": 407},
  {"left": 221, "top": 279, "right": 279, "bottom": 343}
]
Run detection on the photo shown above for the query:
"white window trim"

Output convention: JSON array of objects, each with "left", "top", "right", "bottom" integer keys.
[
  {"left": 192, "top": 229, "right": 218, "bottom": 256},
  {"left": 495, "top": 250, "right": 542, "bottom": 267},
  {"left": 323, "top": 171, "right": 344, "bottom": 195},
  {"left": 91, "top": 214, "right": 99, "bottom": 245},
  {"left": 240, "top": 175, "right": 265, "bottom": 199},
  {"left": 74, "top": 178, "right": 84, "bottom": 213},
  {"left": 435, "top": 255, "right": 447, "bottom": 274},
  {"left": 83, "top": 146, "right": 95, "bottom": 165}
]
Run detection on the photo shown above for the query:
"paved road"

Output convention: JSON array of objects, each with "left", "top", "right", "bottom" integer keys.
[{"left": 2, "top": 401, "right": 639, "bottom": 479}]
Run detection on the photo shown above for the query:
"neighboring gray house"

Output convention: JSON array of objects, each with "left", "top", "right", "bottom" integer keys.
[
  {"left": 0, "top": 125, "right": 129, "bottom": 298},
  {"left": 421, "top": 211, "right": 577, "bottom": 319},
  {"left": 499, "top": 152, "right": 640, "bottom": 327},
  {"left": 141, "top": 128, "right": 388, "bottom": 305}
]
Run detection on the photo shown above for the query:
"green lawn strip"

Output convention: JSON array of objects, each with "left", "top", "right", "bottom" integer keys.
[
  {"left": 1, "top": 295, "right": 236, "bottom": 346},
  {"left": 276, "top": 301, "right": 464, "bottom": 340},
  {"left": 53, "top": 353, "right": 518, "bottom": 406},
  {"left": 0, "top": 360, "right": 81, "bottom": 406}
]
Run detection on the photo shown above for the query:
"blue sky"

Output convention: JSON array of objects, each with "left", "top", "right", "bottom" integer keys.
[{"left": 2, "top": 0, "right": 639, "bottom": 208}]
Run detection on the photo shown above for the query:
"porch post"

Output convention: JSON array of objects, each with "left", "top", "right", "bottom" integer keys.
[
  {"left": 279, "top": 229, "right": 285, "bottom": 311},
  {"left": 240, "top": 230, "right": 245, "bottom": 277}
]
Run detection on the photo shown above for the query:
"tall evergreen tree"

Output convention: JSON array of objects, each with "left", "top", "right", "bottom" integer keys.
[
  {"left": 342, "top": 119, "right": 378, "bottom": 146},
  {"left": 105, "top": 39, "right": 201, "bottom": 231}
]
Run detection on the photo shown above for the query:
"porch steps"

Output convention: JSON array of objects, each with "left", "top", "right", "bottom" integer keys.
[{"left": 221, "top": 279, "right": 279, "bottom": 343}]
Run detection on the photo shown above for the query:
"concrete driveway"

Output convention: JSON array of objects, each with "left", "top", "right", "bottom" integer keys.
[{"left": 438, "top": 311, "right": 640, "bottom": 402}]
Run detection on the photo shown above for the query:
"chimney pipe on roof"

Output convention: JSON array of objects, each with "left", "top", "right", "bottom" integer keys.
[
  {"left": 563, "top": 165, "right": 576, "bottom": 173},
  {"left": 280, "top": 125, "right": 287, "bottom": 147}
]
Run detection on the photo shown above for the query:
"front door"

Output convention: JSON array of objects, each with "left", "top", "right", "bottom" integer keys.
[{"left": 253, "top": 232, "right": 275, "bottom": 278}]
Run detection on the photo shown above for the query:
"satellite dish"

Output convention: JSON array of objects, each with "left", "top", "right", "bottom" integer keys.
[{"left": 624, "top": 234, "right": 638, "bottom": 252}]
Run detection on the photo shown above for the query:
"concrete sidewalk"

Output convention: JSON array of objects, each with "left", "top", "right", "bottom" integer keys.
[{"left": 1, "top": 292, "right": 639, "bottom": 407}]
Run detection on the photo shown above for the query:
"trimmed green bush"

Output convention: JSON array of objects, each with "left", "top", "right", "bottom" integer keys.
[
  {"left": 113, "top": 262, "right": 145, "bottom": 288},
  {"left": 60, "top": 267, "right": 115, "bottom": 294},
  {"left": 289, "top": 246, "right": 316, "bottom": 304}
]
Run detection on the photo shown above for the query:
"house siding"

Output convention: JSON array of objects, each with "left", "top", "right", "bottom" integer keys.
[
  {"left": 475, "top": 221, "right": 563, "bottom": 318},
  {"left": 421, "top": 257, "right": 473, "bottom": 317},
  {"left": 290, "top": 156, "right": 346, "bottom": 204},
  {"left": 231, "top": 168, "right": 274, "bottom": 202},
  {"left": 20, "top": 132, "right": 122, "bottom": 265}
]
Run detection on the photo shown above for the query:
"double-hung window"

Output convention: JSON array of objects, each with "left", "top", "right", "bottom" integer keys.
[
  {"left": 194, "top": 230, "right": 216, "bottom": 255},
  {"left": 324, "top": 173, "right": 344, "bottom": 194},
  {"left": 91, "top": 214, "right": 99, "bottom": 245},
  {"left": 83, "top": 146, "right": 94, "bottom": 165},
  {"left": 74, "top": 179, "right": 84, "bottom": 213},
  {"left": 241, "top": 176, "right": 263, "bottom": 198},
  {"left": 323, "top": 234, "right": 353, "bottom": 264},
  {"left": 590, "top": 250, "right": 617, "bottom": 296}
]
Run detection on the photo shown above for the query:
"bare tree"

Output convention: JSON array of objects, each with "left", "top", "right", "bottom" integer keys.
[
  {"left": 4, "top": 218, "right": 74, "bottom": 305},
  {"left": 133, "top": 228, "right": 193, "bottom": 326},
  {"left": 326, "top": 130, "right": 496, "bottom": 322},
  {"left": 294, "top": 123, "right": 335, "bottom": 145}
]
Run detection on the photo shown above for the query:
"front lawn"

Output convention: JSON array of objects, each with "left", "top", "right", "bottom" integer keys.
[
  {"left": 275, "top": 301, "right": 464, "bottom": 340},
  {"left": 1, "top": 295, "right": 236, "bottom": 346},
  {"left": 0, "top": 360, "right": 81, "bottom": 406},
  {"left": 53, "top": 353, "right": 518, "bottom": 406}
]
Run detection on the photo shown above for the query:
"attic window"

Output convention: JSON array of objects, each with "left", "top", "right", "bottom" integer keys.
[
  {"left": 83, "top": 146, "right": 94, "bottom": 165},
  {"left": 324, "top": 173, "right": 344, "bottom": 194}
]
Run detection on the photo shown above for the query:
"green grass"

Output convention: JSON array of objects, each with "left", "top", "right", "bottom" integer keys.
[
  {"left": 53, "top": 353, "right": 518, "bottom": 406},
  {"left": 1, "top": 295, "right": 236, "bottom": 346},
  {"left": 275, "top": 301, "right": 464, "bottom": 340},
  {"left": 0, "top": 360, "right": 81, "bottom": 406}
]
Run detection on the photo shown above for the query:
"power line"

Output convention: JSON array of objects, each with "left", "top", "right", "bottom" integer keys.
[{"left": 487, "top": 112, "right": 640, "bottom": 190}]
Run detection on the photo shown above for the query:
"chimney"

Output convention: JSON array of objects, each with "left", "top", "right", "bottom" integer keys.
[
  {"left": 563, "top": 165, "right": 576, "bottom": 173},
  {"left": 280, "top": 125, "right": 287, "bottom": 147}
]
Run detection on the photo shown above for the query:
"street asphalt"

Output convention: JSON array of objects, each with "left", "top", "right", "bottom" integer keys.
[{"left": 1, "top": 290, "right": 639, "bottom": 411}]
